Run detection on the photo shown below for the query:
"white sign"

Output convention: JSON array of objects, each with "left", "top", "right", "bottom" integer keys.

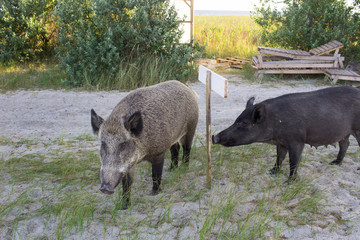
[{"left": 198, "top": 65, "right": 228, "bottom": 98}]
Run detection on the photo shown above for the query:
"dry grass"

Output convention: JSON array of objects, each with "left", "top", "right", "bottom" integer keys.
[{"left": 194, "top": 16, "right": 260, "bottom": 59}]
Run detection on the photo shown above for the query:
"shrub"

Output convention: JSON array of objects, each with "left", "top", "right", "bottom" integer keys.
[
  {"left": 0, "top": 0, "right": 57, "bottom": 63},
  {"left": 252, "top": 0, "right": 360, "bottom": 61},
  {"left": 55, "top": 0, "right": 202, "bottom": 88}
]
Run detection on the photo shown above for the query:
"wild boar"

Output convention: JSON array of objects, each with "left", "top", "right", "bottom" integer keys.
[
  {"left": 212, "top": 86, "right": 360, "bottom": 182},
  {"left": 91, "top": 80, "right": 198, "bottom": 209}
]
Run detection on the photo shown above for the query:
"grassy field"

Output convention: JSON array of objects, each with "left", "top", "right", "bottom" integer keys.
[
  {"left": 0, "top": 134, "right": 330, "bottom": 239},
  {"left": 194, "top": 16, "right": 260, "bottom": 59}
]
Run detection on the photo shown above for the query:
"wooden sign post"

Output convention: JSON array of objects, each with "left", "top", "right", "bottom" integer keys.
[{"left": 198, "top": 65, "right": 228, "bottom": 189}]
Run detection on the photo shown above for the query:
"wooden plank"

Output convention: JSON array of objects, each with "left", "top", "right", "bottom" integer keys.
[
  {"left": 252, "top": 56, "right": 259, "bottom": 64},
  {"left": 260, "top": 61, "right": 334, "bottom": 69},
  {"left": 206, "top": 71, "right": 212, "bottom": 189},
  {"left": 256, "top": 69, "right": 325, "bottom": 74},
  {"left": 258, "top": 53, "right": 264, "bottom": 68},
  {"left": 198, "top": 65, "right": 228, "bottom": 98},
  {"left": 324, "top": 69, "right": 360, "bottom": 76}
]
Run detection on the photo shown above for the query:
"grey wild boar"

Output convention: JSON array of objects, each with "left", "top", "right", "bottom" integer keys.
[
  {"left": 212, "top": 86, "right": 360, "bottom": 182},
  {"left": 91, "top": 80, "right": 198, "bottom": 209}
]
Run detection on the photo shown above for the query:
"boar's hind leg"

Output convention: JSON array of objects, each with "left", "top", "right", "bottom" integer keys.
[
  {"left": 170, "top": 143, "right": 180, "bottom": 170},
  {"left": 330, "top": 135, "right": 350, "bottom": 165},
  {"left": 121, "top": 171, "right": 134, "bottom": 210},
  {"left": 270, "top": 145, "right": 288, "bottom": 175},
  {"left": 151, "top": 154, "right": 165, "bottom": 195},
  {"left": 287, "top": 143, "right": 304, "bottom": 183},
  {"left": 181, "top": 128, "right": 196, "bottom": 165}
]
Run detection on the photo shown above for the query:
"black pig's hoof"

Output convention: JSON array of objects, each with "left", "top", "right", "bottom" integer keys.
[
  {"left": 330, "top": 159, "right": 342, "bottom": 165},
  {"left": 269, "top": 167, "right": 280, "bottom": 176},
  {"left": 150, "top": 188, "right": 162, "bottom": 196}
]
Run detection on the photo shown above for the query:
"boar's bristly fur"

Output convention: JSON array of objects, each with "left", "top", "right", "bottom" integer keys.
[
  {"left": 212, "top": 86, "right": 360, "bottom": 183},
  {"left": 91, "top": 80, "right": 198, "bottom": 209}
]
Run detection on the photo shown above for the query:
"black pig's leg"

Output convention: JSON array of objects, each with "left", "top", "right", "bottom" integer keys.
[
  {"left": 270, "top": 145, "right": 288, "bottom": 175},
  {"left": 330, "top": 135, "right": 350, "bottom": 165},
  {"left": 151, "top": 154, "right": 165, "bottom": 195},
  {"left": 287, "top": 143, "right": 304, "bottom": 183},
  {"left": 121, "top": 171, "right": 134, "bottom": 210},
  {"left": 170, "top": 143, "right": 180, "bottom": 170}
]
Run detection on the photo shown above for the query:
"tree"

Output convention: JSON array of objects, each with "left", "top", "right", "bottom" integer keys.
[
  {"left": 0, "top": 0, "right": 57, "bottom": 63},
  {"left": 55, "top": 0, "right": 201, "bottom": 88},
  {"left": 252, "top": 0, "right": 360, "bottom": 61}
]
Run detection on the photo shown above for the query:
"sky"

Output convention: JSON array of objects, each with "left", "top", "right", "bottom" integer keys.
[
  {"left": 194, "top": 0, "right": 355, "bottom": 11},
  {"left": 194, "top": 0, "right": 261, "bottom": 11}
]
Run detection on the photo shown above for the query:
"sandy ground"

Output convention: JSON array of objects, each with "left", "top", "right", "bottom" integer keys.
[{"left": 1, "top": 73, "right": 360, "bottom": 239}]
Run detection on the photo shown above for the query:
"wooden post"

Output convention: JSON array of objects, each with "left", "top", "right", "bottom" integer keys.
[{"left": 206, "top": 71, "right": 212, "bottom": 189}]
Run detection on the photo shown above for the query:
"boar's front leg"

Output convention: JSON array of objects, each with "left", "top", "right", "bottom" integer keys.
[
  {"left": 151, "top": 153, "right": 165, "bottom": 195},
  {"left": 330, "top": 135, "right": 350, "bottom": 165},
  {"left": 270, "top": 145, "right": 288, "bottom": 175},
  {"left": 286, "top": 143, "right": 304, "bottom": 183},
  {"left": 121, "top": 171, "right": 134, "bottom": 210}
]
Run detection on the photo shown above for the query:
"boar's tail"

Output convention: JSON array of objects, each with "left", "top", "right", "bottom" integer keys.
[{"left": 185, "top": 83, "right": 199, "bottom": 99}]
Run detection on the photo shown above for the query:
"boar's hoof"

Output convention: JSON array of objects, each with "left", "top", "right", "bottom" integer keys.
[
  {"left": 150, "top": 188, "right": 162, "bottom": 196},
  {"left": 329, "top": 159, "right": 342, "bottom": 165},
  {"left": 284, "top": 176, "right": 299, "bottom": 185},
  {"left": 116, "top": 199, "right": 130, "bottom": 210}
]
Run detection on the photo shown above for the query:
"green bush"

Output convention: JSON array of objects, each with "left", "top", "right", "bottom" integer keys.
[
  {"left": 0, "top": 0, "right": 57, "bottom": 63},
  {"left": 252, "top": 0, "right": 360, "bottom": 61},
  {"left": 56, "top": 0, "right": 202, "bottom": 88}
]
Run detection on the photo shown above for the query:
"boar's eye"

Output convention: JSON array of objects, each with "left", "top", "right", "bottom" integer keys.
[
  {"left": 118, "top": 142, "right": 127, "bottom": 151},
  {"left": 101, "top": 141, "right": 108, "bottom": 154}
]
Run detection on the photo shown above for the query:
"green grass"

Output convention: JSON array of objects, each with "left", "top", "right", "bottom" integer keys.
[
  {"left": 0, "top": 135, "right": 333, "bottom": 239},
  {"left": 0, "top": 59, "right": 66, "bottom": 91}
]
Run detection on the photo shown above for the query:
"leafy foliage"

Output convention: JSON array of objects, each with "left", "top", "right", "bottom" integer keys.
[
  {"left": 252, "top": 0, "right": 360, "bottom": 61},
  {"left": 55, "top": 0, "right": 202, "bottom": 88},
  {"left": 0, "top": 0, "right": 57, "bottom": 63}
]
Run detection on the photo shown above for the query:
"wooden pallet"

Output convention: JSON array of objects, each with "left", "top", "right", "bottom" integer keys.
[
  {"left": 252, "top": 40, "right": 345, "bottom": 76},
  {"left": 324, "top": 69, "right": 360, "bottom": 84},
  {"left": 309, "top": 40, "right": 343, "bottom": 56},
  {"left": 217, "top": 57, "right": 249, "bottom": 69}
]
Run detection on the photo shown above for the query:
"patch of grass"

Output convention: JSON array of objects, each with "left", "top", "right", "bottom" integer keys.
[
  {"left": 0, "top": 60, "right": 66, "bottom": 91},
  {"left": 0, "top": 135, "right": 332, "bottom": 239}
]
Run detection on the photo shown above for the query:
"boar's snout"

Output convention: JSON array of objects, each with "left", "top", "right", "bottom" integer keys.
[{"left": 100, "top": 183, "right": 115, "bottom": 195}]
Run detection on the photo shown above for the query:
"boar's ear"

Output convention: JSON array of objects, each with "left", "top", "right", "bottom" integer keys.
[
  {"left": 123, "top": 111, "right": 143, "bottom": 137},
  {"left": 91, "top": 109, "right": 104, "bottom": 136},
  {"left": 246, "top": 97, "right": 255, "bottom": 108},
  {"left": 251, "top": 104, "right": 265, "bottom": 124}
]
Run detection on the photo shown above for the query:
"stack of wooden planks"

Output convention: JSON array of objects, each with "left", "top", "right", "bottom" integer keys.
[
  {"left": 251, "top": 40, "right": 360, "bottom": 83},
  {"left": 216, "top": 57, "right": 249, "bottom": 69}
]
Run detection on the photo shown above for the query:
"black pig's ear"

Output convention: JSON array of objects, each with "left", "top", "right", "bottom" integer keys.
[
  {"left": 246, "top": 97, "right": 255, "bottom": 108},
  {"left": 123, "top": 111, "right": 143, "bottom": 136},
  {"left": 251, "top": 104, "right": 265, "bottom": 123},
  {"left": 91, "top": 109, "right": 104, "bottom": 136}
]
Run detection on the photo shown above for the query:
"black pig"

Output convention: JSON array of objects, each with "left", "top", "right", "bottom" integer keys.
[{"left": 212, "top": 86, "right": 360, "bottom": 182}]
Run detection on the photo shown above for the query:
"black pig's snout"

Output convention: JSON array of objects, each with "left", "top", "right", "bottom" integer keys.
[
  {"left": 212, "top": 134, "right": 219, "bottom": 144},
  {"left": 100, "top": 183, "right": 114, "bottom": 195}
]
